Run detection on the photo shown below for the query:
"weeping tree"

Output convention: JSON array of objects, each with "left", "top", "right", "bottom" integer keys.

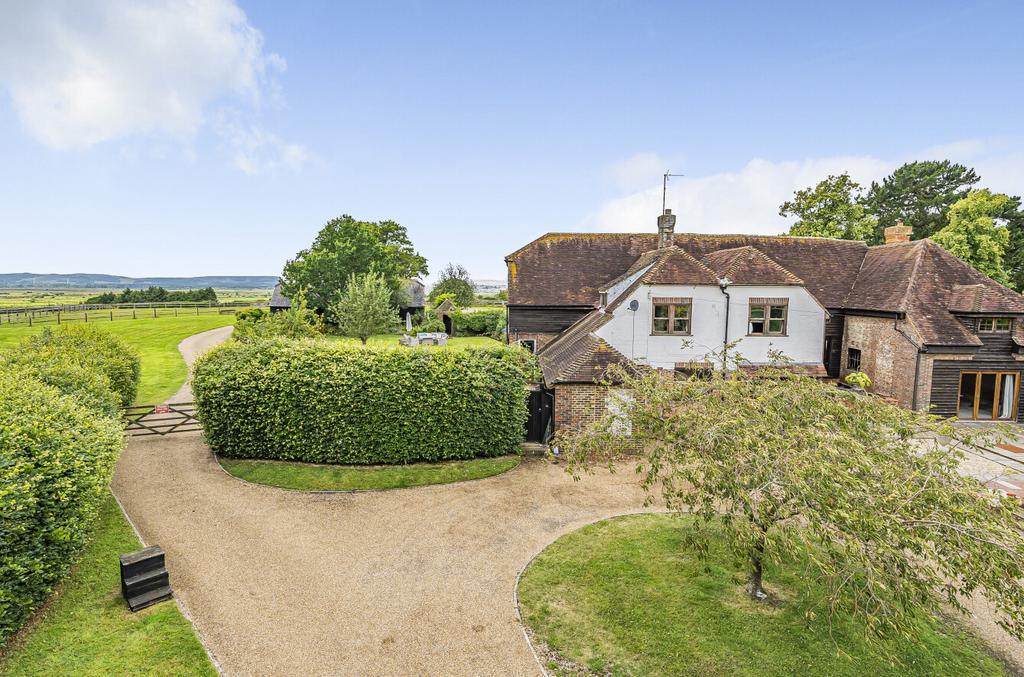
[{"left": 561, "top": 352, "right": 1024, "bottom": 641}]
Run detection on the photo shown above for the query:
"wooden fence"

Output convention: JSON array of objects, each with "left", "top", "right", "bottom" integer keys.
[
  {"left": 123, "top": 402, "right": 201, "bottom": 436},
  {"left": 0, "top": 301, "right": 260, "bottom": 328}
]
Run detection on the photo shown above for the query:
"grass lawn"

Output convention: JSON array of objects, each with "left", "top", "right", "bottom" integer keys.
[
  {"left": 218, "top": 454, "right": 521, "bottom": 491},
  {"left": 324, "top": 333, "right": 501, "bottom": 349},
  {"left": 0, "top": 494, "right": 215, "bottom": 677},
  {"left": 518, "top": 514, "right": 1006, "bottom": 677},
  {"left": 0, "top": 314, "right": 235, "bottom": 403}
]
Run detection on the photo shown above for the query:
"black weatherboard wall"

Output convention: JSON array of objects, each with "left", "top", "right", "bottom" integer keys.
[
  {"left": 928, "top": 322, "right": 1024, "bottom": 422},
  {"left": 507, "top": 306, "right": 594, "bottom": 335}
]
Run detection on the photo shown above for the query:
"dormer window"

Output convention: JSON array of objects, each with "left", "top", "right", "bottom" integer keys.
[
  {"left": 652, "top": 297, "right": 691, "bottom": 335},
  {"left": 978, "top": 318, "right": 1013, "bottom": 332}
]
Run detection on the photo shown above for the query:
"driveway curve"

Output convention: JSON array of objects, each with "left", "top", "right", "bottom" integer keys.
[
  {"left": 113, "top": 436, "right": 650, "bottom": 676},
  {"left": 112, "top": 327, "right": 653, "bottom": 676}
]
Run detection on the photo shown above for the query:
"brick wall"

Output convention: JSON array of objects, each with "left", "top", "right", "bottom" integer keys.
[
  {"left": 507, "top": 331, "right": 559, "bottom": 352},
  {"left": 841, "top": 315, "right": 922, "bottom": 409},
  {"left": 553, "top": 383, "right": 608, "bottom": 433}
]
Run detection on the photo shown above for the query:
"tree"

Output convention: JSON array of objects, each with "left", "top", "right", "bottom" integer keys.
[
  {"left": 861, "top": 160, "right": 980, "bottom": 241},
  {"left": 329, "top": 272, "right": 396, "bottom": 344},
  {"left": 428, "top": 263, "right": 475, "bottom": 306},
  {"left": 932, "top": 189, "right": 1012, "bottom": 284},
  {"left": 233, "top": 290, "right": 322, "bottom": 342},
  {"left": 561, "top": 354, "right": 1024, "bottom": 644},
  {"left": 282, "top": 215, "right": 427, "bottom": 313},
  {"left": 997, "top": 195, "right": 1024, "bottom": 291},
  {"left": 779, "top": 173, "right": 876, "bottom": 240}
]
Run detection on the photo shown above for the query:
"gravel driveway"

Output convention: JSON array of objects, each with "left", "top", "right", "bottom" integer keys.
[{"left": 112, "top": 435, "right": 650, "bottom": 676}]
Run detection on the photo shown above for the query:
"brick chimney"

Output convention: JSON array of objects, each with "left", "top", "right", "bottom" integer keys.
[
  {"left": 884, "top": 218, "right": 913, "bottom": 244},
  {"left": 657, "top": 209, "right": 676, "bottom": 249}
]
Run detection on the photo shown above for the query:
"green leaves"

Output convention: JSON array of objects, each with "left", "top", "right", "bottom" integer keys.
[
  {"left": 780, "top": 173, "right": 876, "bottom": 241},
  {"left": 561, "top": 363, "right": 1024, "bottom": 647},
  {"left": 281, "top": 215, "right": 428, "bottom": 313},
  {"left": 932, "top": 188, "right": 1013, "bottom": 283},
  {"left": 329, "top": 272, "right": 397, "bottom": 344},
  {"left": 428, "top": 263, "right": 475, "bottom": 306},
  {"left": 192, "top": 339, "right": 533, "bottom": 464},
  {"left": 0, "top": 326, "right": 137, "bottom": 641}
]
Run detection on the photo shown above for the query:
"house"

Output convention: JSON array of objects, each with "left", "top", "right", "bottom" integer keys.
[
  {"left": 506, "top": 210, "right": 1024, "bottom": 435},
  {"left": 270, "top": 279, "right": 426, "bottom": 319}
]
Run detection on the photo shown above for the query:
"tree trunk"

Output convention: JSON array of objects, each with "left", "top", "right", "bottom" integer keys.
[{"left": 747, "top": 538, "right": 768, "bottom": 601}]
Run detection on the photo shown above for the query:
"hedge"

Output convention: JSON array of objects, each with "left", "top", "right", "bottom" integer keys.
[
  {"left": 451, "top": 308, "right": 506, "bottom": 337},
  {"left": 5, "top": 325, "right": 141, "bottom": 407},
  {"left": 192, "top": 339, "right": 532, "bottom": 464},
  {"left": 0, "top": 326, "right": 136, "bottom": 642}
]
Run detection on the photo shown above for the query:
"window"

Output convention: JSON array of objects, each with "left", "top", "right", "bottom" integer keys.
[
  {"left": 748, "top": 299, "right": 787, "bottom": 335},
  {"left": 651, "top": 297, "right": 691, "bottom": 335},
  {"left": 847, "top": 347, "right": 862, "bottom": 371},
  {"left": 978, "top": 317, "right": 1013, "bottom": 332},
  {"left": 518, "top": 339, "right": 537, "bottom": 354}
]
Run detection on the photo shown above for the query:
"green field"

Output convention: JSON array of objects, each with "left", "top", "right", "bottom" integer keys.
[
  {"left": 0, "top": 314, "right": 235, "bottom": 403},
  {"left": 0, "top": 287, "right": 270, "bottom": 309},
  {"left": 518, "top": 514, "right": 1005, "bottom": 677},
  {"left": 0, "top": 495, "right": 215, "bottom": 676},
  {"left": 219, "top": 455, "right": 521, "bottom": 491}
]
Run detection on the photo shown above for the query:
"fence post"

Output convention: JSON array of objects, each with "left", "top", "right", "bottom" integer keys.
[
  {"left": 153, "top": 307, "right": 157, "bottom": 319},
  {"left": 110, "top": 310, "right": 113, "bottom": 321},
  {"left": 133, "top": 308, "right": 137, "bottom": 319},
  {"left": 57, "top": 311, "right": 61, "bottom": 325},
  {"left": 84, "top": 312, "right": 88, "bottom": 323}
]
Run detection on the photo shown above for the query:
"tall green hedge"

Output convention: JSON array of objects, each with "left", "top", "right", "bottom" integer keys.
[
  {"left": 193, "top": 340, "right": 532, "bottom": 464},
  {"left": 0, "top": 325, "right": 137, "bottom": 642}
]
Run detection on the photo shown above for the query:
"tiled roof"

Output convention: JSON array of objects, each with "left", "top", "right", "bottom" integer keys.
[
  {"left": 506, "top": 233, "right": 866, "bottom": 308},
  {"left": 536, "top": 311, "right": 633, "bottom": 384},
  {"left": 270, "top": 283, "right": 291, "bottom": 308},
  {"left": 639, "top": 247, "right": 720, "bottom": 285},
  {"left": 701, "top": 246, "right": 803, "bottom": 286}
]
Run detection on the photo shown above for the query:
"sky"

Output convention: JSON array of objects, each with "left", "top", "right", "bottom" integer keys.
[{"left": 1, "top": 1, "right": 1023, "bottom": 282}]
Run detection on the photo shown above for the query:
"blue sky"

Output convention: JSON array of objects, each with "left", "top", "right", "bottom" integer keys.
[{"left": 1, "top": 1, "right": 1022, "bottom": 281}]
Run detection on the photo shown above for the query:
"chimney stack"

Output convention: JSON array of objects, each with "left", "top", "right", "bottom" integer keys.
[
  {"left": 657, "top": 209, "right": 676, "bottom": 249},
  {"left": 884, "top": 218, "right": 913, "bottom": 244}
]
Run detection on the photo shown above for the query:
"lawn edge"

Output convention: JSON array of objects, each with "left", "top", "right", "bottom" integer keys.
[
  {"left": 109, "top": 488, "right": 224, "bottom": 675},
  {"left": 212, "top": 451, "right": 524, "bottom": 494},
  {"left": 512, "top": 510, "right": 668, "bottom": 677}
]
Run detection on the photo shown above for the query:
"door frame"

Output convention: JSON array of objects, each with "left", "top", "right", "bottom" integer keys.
[{"left": 957, "top": 370, "right": 1021, "bottom": 420}]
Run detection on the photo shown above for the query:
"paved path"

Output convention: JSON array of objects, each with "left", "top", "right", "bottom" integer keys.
[{"left": 167, "top": 325, "right": 233, "bottom": 403}]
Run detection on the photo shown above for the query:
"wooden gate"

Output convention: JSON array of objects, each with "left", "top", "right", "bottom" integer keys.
[{"left": 123, "top": 403, "right": 200, "bottom": 436}]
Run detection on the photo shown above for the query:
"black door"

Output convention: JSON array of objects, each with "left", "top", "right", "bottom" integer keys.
[{"left": 525, "top": 389, "right": 553, "bottom": 442}]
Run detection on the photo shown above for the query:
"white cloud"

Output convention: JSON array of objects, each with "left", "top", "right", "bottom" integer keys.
[
  {"left": 586, "top": 140, "right": 1024, "bottom": 234},
  {"left": 0, "top": 0, "right": 306, "bottom": 173},
  {"left": 215, "top": 116, "right": 311, "bottom": 175}
]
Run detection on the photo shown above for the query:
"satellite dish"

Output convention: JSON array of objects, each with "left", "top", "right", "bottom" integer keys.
[{"left": 628, "top": 300, "right": 639, "bottom": 311}]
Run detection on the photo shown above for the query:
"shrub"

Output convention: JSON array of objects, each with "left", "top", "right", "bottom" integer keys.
[
  {"left": 844, "top": 371, "right": 872, "bottom": 389},
  {"left": 193, "top": 340, "right": 530, "bottom": 464},
  {"left": 413, "top": 314, "right": 445, "bottom": 333},
  {"left": 233, "top": 292, "right": 322, "bottom": 342},
  {"left": 0, "top": 368, "right": 125, "bottom": 641},
  {"left": 5, "top": 325, "right": 140, "bottom": 407},
  {"left": 452, "top": 308, "right": 506, "bottom": 338}
]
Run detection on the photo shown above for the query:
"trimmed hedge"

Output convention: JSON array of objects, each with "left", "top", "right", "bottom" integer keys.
[
  {"left": 0, "top": 325, "right": 136, "bottom": 642},
  {"left": 192, "top": 339, "right": 532, "bottom": 464},
  {"left": 5, "top": 325, "right": 141, "bottom": 407},
  {"left": 452, "top": 308, "right": 506, "bottom": 337}
]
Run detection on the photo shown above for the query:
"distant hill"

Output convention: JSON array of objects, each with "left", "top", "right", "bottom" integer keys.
[{"left": 0, "top": 273, "right": 277, "bottom": 290}]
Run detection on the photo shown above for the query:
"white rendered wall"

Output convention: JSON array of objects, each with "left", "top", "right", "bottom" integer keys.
[{"left": 596, "top": 284, "right": 826, "bottom": 370}]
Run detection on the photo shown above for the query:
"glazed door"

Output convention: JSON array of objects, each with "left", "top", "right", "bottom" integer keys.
[{"left": 957, "top": 371, "right": 1019, "bottom": 420}]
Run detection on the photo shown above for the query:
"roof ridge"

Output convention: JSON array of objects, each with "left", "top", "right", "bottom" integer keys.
[{"left": 644, "top": 245, "right": 720, "bottom": 282}]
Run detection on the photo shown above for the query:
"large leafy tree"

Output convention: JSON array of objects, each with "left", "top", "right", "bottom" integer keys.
[
  {"left": 861, "top": 160, "right": 980, "bottom": 241},
  {"left": 329, "top": 271, "right": 397, "bottom": 344},
  {"left": 428, "top": 262, "right": 475, "bottom": 306},
  {"left": 932, "top": 189, "right": 1012, "bottom": 284},
  {"left": 779, "top": 173, "right": 876, "bottom": 240},
  {"left": 997, "top": 195, "right": 1024, "bottom": 291},
  {"left": 562, "top": 357, "right": 1024, "bottom": 643},
  {"left": 282, "top": 215, "right": 427, "bottom": 313}
]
